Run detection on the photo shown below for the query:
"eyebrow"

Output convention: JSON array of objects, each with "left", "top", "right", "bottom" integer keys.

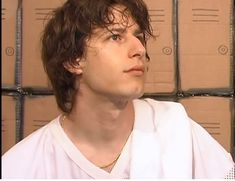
[
  {"left": 108, "top": 27, "right": 144, "bottom": 36},
  {"left": 108, "top": 27, "right": 127, "bottom": 34}
]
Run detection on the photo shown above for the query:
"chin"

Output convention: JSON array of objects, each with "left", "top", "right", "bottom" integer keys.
[
  {"left": 111, "top": 83, "right": 145, "bottom": 100},
  {"left": 131, "top": 91, "right": 144, "bottom": 99},
  {"left": 124, "top": 87, "right": 145, "bottom": 100}
]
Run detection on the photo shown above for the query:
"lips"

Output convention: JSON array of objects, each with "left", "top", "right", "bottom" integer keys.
[{"left": 124, "top": 65, "right": 145, "bottom": 75}]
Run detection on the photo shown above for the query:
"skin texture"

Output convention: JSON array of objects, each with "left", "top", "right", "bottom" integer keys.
[{"left": 62, "top": 5, "right": 149, "bottom": 172}]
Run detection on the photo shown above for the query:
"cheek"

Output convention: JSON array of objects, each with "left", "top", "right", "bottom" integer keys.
[
  {"left": 81, "top": 44, "right": 131, "bottom": 89},
  {"left": 81, "top": 54, "right": 120, "bottom": 87},
  {"left": 90, "top": 48, "right": 123, "bottom": 76}
]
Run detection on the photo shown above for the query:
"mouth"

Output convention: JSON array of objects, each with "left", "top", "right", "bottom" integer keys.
[{"left": 124, "top": 66, "right": 145, "bottom": 76}]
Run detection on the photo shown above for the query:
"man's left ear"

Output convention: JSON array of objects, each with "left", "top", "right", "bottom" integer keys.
[{"left": 63, "top": 58, "right": 84, "bottom": 75}]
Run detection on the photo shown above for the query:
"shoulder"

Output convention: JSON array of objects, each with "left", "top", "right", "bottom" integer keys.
[
  {"left": 135, "top": 98, "right": 188, "bottom": 118},
  {"left": 3, "top": 118, "right": 57, "bottom": 157},
  {"left": 2, "top": 116, "right": 61, "bottom": 178},
  {"left": 133, "top": 98, "right": 190, "bottom": 131}
]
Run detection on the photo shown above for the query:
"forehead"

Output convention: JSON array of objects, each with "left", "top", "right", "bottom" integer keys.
[
  {"left": 109, "top": 5, "right": 133, "bottom": 25},
  {"left": 92, "top": 5, "right": 138, "bottom": 34}
]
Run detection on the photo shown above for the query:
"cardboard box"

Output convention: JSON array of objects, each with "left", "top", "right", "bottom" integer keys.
[
  {"left": 144, "top": 0, "right": 176, "bottom": 93},
  {"left": 2, "top": 96, "right": 16, "bottom": 154},
  {"left": 2, "top": 0, "right": 18, "bottom": 86},
  {"left": 23, "top": 95, "right": 60, "bottom": 137},
  {"left": 179, "top": 96, "right": 233, "bottom": 152},
  {"left": 178, "top": 0, "right": 232, "bottom": 91},
  {"left": 22, "top": 0, "right": 65, "bottom": 87}
]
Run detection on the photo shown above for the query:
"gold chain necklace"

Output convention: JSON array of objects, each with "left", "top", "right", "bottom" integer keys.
[
  {"left": 61, "top": 115, "right": 125, "bottom": 169},
  {"left": 99, "top": 152, "right": 121, "bottom": 169}
]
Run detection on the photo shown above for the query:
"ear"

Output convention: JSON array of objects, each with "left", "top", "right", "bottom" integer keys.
[{"left": 63, "top": 58, "right": 84, "bottom": 75}]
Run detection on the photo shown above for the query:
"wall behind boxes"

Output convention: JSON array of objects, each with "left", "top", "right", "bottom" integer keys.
[{"left": 2, "top": 0, "right": 235, "bottom": 159}]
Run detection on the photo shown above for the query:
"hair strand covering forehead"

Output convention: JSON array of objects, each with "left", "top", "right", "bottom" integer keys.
[{"left": 71, "top": 0, "right": 153, "bottom": 36}]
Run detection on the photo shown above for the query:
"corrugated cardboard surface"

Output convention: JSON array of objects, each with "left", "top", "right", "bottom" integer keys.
[
  {"left": 179, "top": 96, "right": 233, "bottom": 152},
  {"left": 2, "top": 0, "right": 18, "bottom": 85},
  {"left": 2, "top": 0, "right": 234, "bottom": 159},
  {"left": 144, "top": 0, "right": 176, "bottom": 93},
  {"left": 2, "top": 96, "right": 16, "bottom": 154},
  {"left": 178, "top": 0, "right": 232, "bottom": 91},
  {"left": 23, "top": 96, "right": 60, "bottom": 137},
  {"left": 22, "top": 0, "right": 65, "bottom": 87}
]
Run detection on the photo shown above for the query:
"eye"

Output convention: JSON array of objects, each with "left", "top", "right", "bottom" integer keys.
[{"left": 110, "top": 34, "right": 121, "bottom": 41}]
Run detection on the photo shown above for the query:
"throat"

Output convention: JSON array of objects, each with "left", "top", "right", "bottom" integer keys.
[
  {"left": 60, "top": 99, "right": 135, "bottom": 171},
  {"left": 67, "top": 97, "right": 135, "bottom": 139},
  {"left": 60, "top": 114, "right": 133, "bottom": 173}
]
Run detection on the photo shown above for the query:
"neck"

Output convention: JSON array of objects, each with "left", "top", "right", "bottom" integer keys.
[
  {"left": 61, "top": 90, "right": 136, "bottom": 172},
  {"left": 63, "top": 91, "right": 135, "bottom": 144}
]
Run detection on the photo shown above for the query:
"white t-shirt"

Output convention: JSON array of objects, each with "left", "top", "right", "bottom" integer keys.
[{"left": 2, "top": 99, "right": 235, "bottom": 179}]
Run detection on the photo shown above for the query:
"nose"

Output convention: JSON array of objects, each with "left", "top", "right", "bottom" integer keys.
[{"left": 128, "top": 36, "right": 146, "bottom": 60}]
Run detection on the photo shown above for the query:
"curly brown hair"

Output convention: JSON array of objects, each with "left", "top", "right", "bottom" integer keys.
[{"left": 41, "top": 0, "right": 154, "bottom": 113}]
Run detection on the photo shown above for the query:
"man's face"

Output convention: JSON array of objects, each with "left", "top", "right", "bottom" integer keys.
[{"left": 79, "top": 6, "right": 148, "bottom": 101}]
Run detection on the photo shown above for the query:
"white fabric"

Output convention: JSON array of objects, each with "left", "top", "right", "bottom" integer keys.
[{"left": 2, "top": 98, "right": 234, "bottom": 179}]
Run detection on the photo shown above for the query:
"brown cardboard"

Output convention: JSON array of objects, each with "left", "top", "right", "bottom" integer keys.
[
  {"left": 22, "top": 0, "right": 65, "bottom": 87},
  {"left": 2, "top": 0, "right": 18, "bottom": 85},
  {"left": 179, "top": 96, "right": 233, "bottom": 152},
  {"left": 178, "top": 0, "right": 232, "bottom": 91},
  {"left": 23, "top": 95, "right": 60, "bottom": 137},
  {"left": 2, "top": 96, "right": 16, "bottom": 154},
  {"left": 144, "top": 0, "right": 176, "bottom": 93}
]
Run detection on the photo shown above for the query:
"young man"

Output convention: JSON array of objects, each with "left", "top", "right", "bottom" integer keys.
[{"left": 2, "top": 0, "right": 234, "bottom": 179}]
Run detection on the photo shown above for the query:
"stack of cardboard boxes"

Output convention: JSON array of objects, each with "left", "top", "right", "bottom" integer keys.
[{"left": 2, "top": 0, "right": 234, "bottom": 157}]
